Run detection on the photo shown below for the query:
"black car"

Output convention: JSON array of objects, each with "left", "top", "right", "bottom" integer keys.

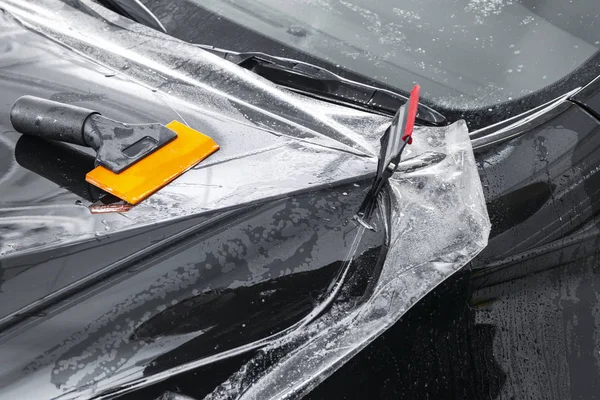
[{"left": 0, "top": 1, "right": 598, "bottom": 399}]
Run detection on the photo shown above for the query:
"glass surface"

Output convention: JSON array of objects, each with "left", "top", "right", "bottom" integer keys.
[{"left": 191, "top": 0, "right": 599, "bottom": 107}]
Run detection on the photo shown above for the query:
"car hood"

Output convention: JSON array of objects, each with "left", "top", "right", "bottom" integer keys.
[
  {"left": 0, "top": 1, "right": 490, "bottom": 399},
  {"left": 0, "top": 0, "right": 392, "bottom": 258}
]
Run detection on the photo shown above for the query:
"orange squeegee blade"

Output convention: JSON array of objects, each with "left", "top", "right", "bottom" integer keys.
[{"left": 86, "top": 120, "right": 219, "bottom": 205}]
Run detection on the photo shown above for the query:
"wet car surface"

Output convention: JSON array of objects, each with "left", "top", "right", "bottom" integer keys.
[
  {"left": 121, "top": 79, "right": 600, "bottom": 399},
  {"left": 0, "top": 0, "right": 599, "bottom": 399}
]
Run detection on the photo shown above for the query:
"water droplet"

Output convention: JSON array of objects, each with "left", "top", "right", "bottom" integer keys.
[
  {"left": 287, "top": 25, "right": 308, "bottom": 37},
  {"left": 534, "top": 136, "right": 548, "bottom": 162}
]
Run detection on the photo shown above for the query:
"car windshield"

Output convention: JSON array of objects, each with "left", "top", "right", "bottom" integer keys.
[{"left": 184, "top": 0, "right": 599, "bottom": 109}]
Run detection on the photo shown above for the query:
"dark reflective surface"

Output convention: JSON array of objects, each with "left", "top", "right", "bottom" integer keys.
[
  {"left": 0, "top": 2, "right": 392, "bottom": 397},
  {"left": 0, "top": 179, "right": 386, "bottom": 398},
  {"left": 140, "top": 0, "right": 600, "bottom": 131},
  {"left": 310, "top": 242, "right": 600, "bottom": 399},
  {"left": 1, "top": 0, "right": 600, "bottom": 398},
  {"left": 117, "top": 78, "right": 600, "bottom": 399},
  {"left": 474, "top": 102, "right": 600, "bottom": 265},
  {"left": 15, "top": 136, "right": 104, "bottom": 202},
  {"left": 307, "top": 78, "right": 600, "bottom": 399},
  {"left": 141, "top": 246, "right": 385, "bottom": 376},
  {"left": 486, "top": 181, "right": 554, "bottom": 238},
  {"left": 126, "top": 246, "right": 600, "bottom": 399}
]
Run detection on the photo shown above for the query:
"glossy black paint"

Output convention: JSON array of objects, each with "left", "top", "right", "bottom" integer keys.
[
  {"left": 143, "top": 246, "right": 600, "bottom": 400},
  {"left": 306, "top": 80, "right": 600, "bottom": 398},
  {"left": 1, "top": 1, "right": 600, "bottom": 399},
  {"left": 0, "top": 4, "right": 392, "bottom": 397},
  {"left": 15, "top": 136, "right": 103, "bottom": 202},
  {"left": 310, "top": 228, "right": 600, "bottom": 399},
  {"left": 476, "top": 102, "right": 600, "bottom": 264},
  {"left": 112, "top": 62, "right": 600, "bottom": 400}
]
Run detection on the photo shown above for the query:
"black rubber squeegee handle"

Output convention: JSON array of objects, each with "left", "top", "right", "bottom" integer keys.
[
  {"left": 10, "top": 96, "right": 177, "bottom": 173},
  {"left": 10, "top": 95, "right": 98, "bottom": 147}
]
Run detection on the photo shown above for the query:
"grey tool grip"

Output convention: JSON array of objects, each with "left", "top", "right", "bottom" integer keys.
[
  {"left": 10, "top": 95, "right": 177, "bottom": 174},
  {"left": 10, "top": 96, "right": 99, "bottom": 148}
]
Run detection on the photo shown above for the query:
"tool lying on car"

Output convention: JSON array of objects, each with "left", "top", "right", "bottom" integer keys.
[
  {"left": 356, "top": 85, "right": 420, "bottom": 225},
  {"left": 10, "top": 96, "right": 219, "bottom": 205}
]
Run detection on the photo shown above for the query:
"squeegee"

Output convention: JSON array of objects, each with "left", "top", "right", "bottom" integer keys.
[{"left": 10, "top": 96, "right": 219, "bottom": 205}]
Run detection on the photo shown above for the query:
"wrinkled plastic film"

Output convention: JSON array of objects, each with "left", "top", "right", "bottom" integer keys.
[
  {"left": 0, "top": 1, "right": 491, "bottom": 396},
  {"left": 207, "top": 120, "right": 491, "bottom": 400},
  {"left": 0, "top": 0, "right": 391, "bottom": 256}
]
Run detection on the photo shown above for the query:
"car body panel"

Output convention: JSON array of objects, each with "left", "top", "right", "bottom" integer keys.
[
  {"left": 0, "top": 0, "right": 393, "bottom": 323},
  {"left": 1, "top": 0, "right": 597, "bottom": 399},
  {"left": 475, "top": 101, "right": 600, "bottom": 265},
  {"left": 279, "top": 77, "right": 600, "bottom": 400},
  {"left": 0, "top": 1, "right": 391, "bottom": 398}
]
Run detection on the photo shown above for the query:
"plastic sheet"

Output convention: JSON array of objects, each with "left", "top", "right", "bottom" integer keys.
[
  {"left": 207, "top": 120, "right": 491, "bottom": 399},
  {"left": 0, "top": 1, "right": 491, "bottom": 397},
  {"left": 0, "top": 0, "right": 391, "bottom": 256}
]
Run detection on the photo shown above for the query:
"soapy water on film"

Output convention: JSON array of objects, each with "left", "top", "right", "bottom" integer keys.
[
  {"left": 0, "top": 1, "right": 491, "bottom": 397},
  {"left": 0, "top": 0, "right": 391, "bottom": 256},
  {"left": 206, "top": 120, "right": 490, "bottom": 399}
]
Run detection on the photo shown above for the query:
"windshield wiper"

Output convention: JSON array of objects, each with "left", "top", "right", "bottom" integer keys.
[
  {"left": 197, "top": 45, "right": 446, "bottom": 126},
  {"left": 92, "top": 2, "right": 444, "bottom": 125}
]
